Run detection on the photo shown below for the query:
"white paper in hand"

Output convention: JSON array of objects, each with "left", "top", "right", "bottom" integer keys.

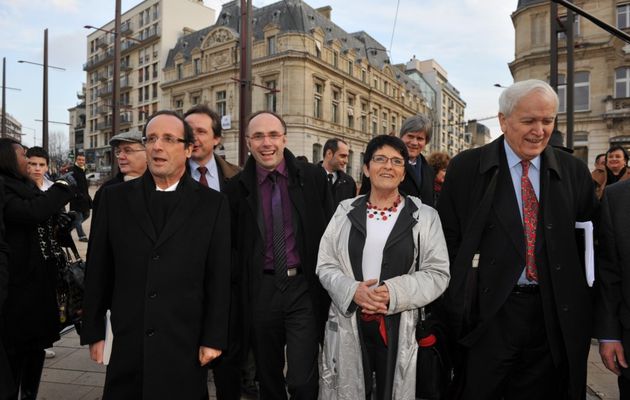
[{"left": 103, "top": 310, "right": 114, "bottom": 365}]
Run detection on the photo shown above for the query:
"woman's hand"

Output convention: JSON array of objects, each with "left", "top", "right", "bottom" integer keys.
[
  {"left": 373, "top": 284, "right": 390, "bottom": 312},
  {"left": 354, "top": 279, "right": 389, "bottom": 314}
]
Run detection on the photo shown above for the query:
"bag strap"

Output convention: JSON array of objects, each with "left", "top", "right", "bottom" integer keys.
[{"left": 65, "top": 238, "right": 82, "bottom": 261}]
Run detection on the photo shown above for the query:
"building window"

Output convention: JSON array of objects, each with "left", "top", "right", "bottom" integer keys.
[
  {"left": 315, "top": 41, "right": 322, "bottom": 58},
  {"left": 174, "top": 98, "right": 184, "bottom": 110},
  {"left": 333, "top": 51, "right": 339, "bottom": 68},
  {"left": 348, "top": 60, "right": 353, "bottom": 76},
  {"left": 312, "top": 143, "right": 322, "bottom": 164},
  {"left": 138, "top": 87, "right": 143, "bottom": 103},
  {"left": 265, "top": 80, "right": 277, "bottom": 112},
  {"left": 619, "top": 4, "right": 630, "bottom": 29},
  {"left": 347, "top": 150, "right": 354, "bottom": 177},
  {"left": 616, "top": 67, "right": 630, "bottom": 98},
  {"left": 332, "top": 89, "right": 340, "bottom": 124},
  {"left": 152, "top": 83, "right": 158, "bottom": 99},
  {"left": 531, "top": 13, "right": 546, "bottom": 46},
  {"left": 152, "top": 63, "right": 158, "bottom": 79},
  {"left": 216, "top": 90, "right": 227, "bottom": 116},
  {"left": 574, "top": 71, "right": 589, "bottom": 111},
  {"left": 372, "top": 109, "right": 378, "bottom": 136},
  {"left": 361, "top": 69, "right": 367, "bottom": 83},
  {"left": 177, "top": 64, "right": 183, "bottom": 80},
  {"left": 193, "top": 58, "right": 201, "bottom": 75},
  {"left": 348, "top": 113, "right": 354, "bottom": 129},
  {"left": 391, "top": 115, "right": 397, "bottom": 133},
  {"left": 314, "top": 82, "right": 323, "bottom": 118},
  {"left": 267, "top": 36, "right": 276, "bottom": 56},
  {"left": 191, "top": 94, "right": 201, "bottom": 105}
]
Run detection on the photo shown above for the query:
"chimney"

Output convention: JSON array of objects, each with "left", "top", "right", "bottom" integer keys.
[{"left": 316, "top": 6, "right": 332, "bottom": 20}]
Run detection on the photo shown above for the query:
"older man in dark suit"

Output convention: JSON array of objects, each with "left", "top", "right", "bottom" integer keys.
[
  {"left": 360, "top": 114, "right": 435, "bottom": 207},
  {"left": 224, "top": 111, "right": 333, "bottom": 400},
  {"left": 438, "top": 80, "right": 597, "bottom": 399},
  {"left": 595, "top": 179, "right": 630, "bottom": 399},
  {"left": 81, "top": 111, "right": 231, "bottom": 399}
]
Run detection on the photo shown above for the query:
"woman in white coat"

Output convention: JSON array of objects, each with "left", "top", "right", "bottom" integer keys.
[{"left": 317, "top": 135, "right": 450, "bottom": 400}]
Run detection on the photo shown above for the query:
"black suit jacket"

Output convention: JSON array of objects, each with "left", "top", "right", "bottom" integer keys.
[
  {"left": 69, "top": 164, "right": 91, "bottom": 213},
  {"left": 438, "top": 136, "right": 597, "bottom": 399},
  {"left": 319, "top": 164, "right": 356, "bottom": 209},
  {"left": 594, "top": 179, "right": 630, "bottom": 377},
  {"left": 81, "top": 172, "right": 231, "bottom": 399},
  {"left": 224, "top": 150, "right": 334, "bottom": 342},
  {"left": 360, "top": 153, "right": 435, "bottom": 208}
]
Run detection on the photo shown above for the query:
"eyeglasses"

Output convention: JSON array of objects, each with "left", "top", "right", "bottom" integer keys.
[
  {"left": 142, "top": 135, "right": 186, "bottom": 146},
  {"left": 371, "top": 155, "right": 405, "bottom": 167},
  {"left": 247, "top": 132, "right": 284, "bottom": 142},
  {"left": 114, "top": 147, "right": 145, "bottom": 158}
]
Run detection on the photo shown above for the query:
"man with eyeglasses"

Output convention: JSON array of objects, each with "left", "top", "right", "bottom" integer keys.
[
  {"left": 81, "top": 110, "right": 231, "bottom": 400},
  {"left": 224, "top": 111, "right": 333, "bottom": 400},
  {"left": 359, "top": 114, "right": 435, "bottom": 207},
  {"left": 92, "top": 130, "right": 147, "bottom": 214}
]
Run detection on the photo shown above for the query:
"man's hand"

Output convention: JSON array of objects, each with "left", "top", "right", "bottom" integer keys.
[
  {"left": 89, "top": 340, "right": 105, "bottom": 364},
  {"left": 199, "top": 346, "right": 222, "bottom": 366},
  {"left": 353, "top": 279, "right": 388, "bottom": 314},
  {"left": 599, "top": 341, "right": 628, "bottom": 375}
]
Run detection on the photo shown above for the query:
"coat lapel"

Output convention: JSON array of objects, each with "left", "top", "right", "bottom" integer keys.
[
  {"left": 127, "top": 176, "right": 157, "bottom": 243},
  {"left": 240, "top": 157, "right": 265, "bottom": 241},
  {"left": 347, "top": 196, "right": 367, "bottom": 281},
  {"left": 383, "top": 197, "right": 418, "bottom": 253},
  {"left": 154, "top": 175, "right": 200, "bottom": 249}
]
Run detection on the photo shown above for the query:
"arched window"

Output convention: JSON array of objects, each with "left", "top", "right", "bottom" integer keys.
[{"left": 312, "top": 143, "right": 322, "bottom": 164}]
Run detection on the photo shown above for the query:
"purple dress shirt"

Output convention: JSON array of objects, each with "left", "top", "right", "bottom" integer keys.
[{"left": 256, "top": 160, "right": 300, "bottom": 271}]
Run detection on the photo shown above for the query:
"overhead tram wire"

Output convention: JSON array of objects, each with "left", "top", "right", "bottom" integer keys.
[{"left": 388, "top": 0, "right": 401, "bottom": 60}]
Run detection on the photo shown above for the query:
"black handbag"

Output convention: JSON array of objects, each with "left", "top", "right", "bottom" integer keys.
[
  {"left": 57, "top": 239, "right": 85, "bottom": 329},
  {"left": 416, "top": 304, "right": 452, "bottom": 400},
  {"left": 414, "top": 232, "right": 452, "bottom": 400}
]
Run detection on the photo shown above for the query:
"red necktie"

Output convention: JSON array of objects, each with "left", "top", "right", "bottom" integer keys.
[
  {"left": 197, "top": 166, "right": 208, "bottom": 187},
  {"left": 521, "top": 161, "right": 538, "bottom": 282}
]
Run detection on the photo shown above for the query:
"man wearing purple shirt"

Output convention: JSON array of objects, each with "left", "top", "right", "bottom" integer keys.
[{"left": 224, "top": 111, "right": 333, "bottom": 399}]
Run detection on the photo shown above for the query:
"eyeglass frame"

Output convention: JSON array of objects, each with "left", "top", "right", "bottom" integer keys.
[
  {"left": 114, "top": 147, "right": 146, "bottom": 158},
  {"left": 371, "top": 154, "right": 406, "bottom": 167},
  {"left": 246, "top": 132, "right": 285, "bottom": 142},
  {"left": 142, "top": 134, "right": 187, "bottom": 146}
]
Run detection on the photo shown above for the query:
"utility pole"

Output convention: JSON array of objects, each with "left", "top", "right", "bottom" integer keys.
[
  {"left": 43, "top": 28, "right": 49, "bottom": 152},
  {"left": 111, "top": 0, "right": 122, "bottom": 178},
  {"left": 2, "top": 57, "right": 6, "bottom": 137},
  {"left": 238, "top": 0, "right": 252, "bottom": 166}
]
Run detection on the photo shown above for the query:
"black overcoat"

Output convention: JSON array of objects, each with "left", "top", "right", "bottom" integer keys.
[
  {"left": 437, "top": 136, "right": 597, "bottom": 399},
  {"left": 594, "top": 179, "right": 630, "bottom": 378},
  {"left": 223, "top": 149, "right": 334, "bottom": 343},
  {"left": 0, "top": 175, "right": 73, "bottom": 351},
  {"left": 81, "top": 173, "right": 231, "bottom": 400},
  {"left": 69, "top": 164, "right": 92, "bottom": 214}
]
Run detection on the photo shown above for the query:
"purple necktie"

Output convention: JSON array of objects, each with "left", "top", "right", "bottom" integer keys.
[{"left": 269, "top": 172, "right": 288, "bottom": 291}]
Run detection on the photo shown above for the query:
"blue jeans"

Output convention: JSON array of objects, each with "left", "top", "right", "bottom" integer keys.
[{"left": 72, "top": 211, "right": 88, "bottom": 238}]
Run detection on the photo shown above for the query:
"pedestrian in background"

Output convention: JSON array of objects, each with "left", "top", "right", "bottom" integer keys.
[
  {"left": 592, "top": 145, "right": 630, "bottom": 200},
  {"left": 317, "top": 135, "right": 449, "bottom": 399},
  {"left": 427, "top": 151, "right": 450, "bottom": 205},
  {"left": 319, "top": 138, "right": 356, "bottom": 209},
  {"left": 0, "top": 138, "right": 75, "bottom": 400},
  {"left": 69, "top": 154, "right": 91, "bottom": 242}
]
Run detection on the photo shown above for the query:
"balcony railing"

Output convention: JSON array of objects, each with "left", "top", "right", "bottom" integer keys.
[{"left": 120, "top": 21, "right": 133, "bottom": 34}]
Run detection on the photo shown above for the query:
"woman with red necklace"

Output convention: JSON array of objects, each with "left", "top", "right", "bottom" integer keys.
[{"left": 317, "top": 135, "right": 450, "bottom": 400}]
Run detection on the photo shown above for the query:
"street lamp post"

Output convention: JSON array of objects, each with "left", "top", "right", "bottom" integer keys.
[
  {"left": 18, "top": 30, "right": 66, "bottom": 153},
  {"left": 1, "top": 57, "right": 22, "bottom": 138}
]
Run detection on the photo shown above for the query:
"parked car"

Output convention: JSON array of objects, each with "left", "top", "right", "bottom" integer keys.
[{"left": 86, "top": 172, "right": 102, "bottom": 185}]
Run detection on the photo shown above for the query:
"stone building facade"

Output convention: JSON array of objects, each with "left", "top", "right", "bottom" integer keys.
[
  {"left": 511, "top": 0, "right": 630, "bottom": 165},
  {"left": 161, "top": 0, "right": 433, "bottom": 180}
]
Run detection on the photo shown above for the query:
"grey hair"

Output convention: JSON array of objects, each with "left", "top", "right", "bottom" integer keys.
[
  {"left": 400, "top": 114, "right": 432, "bottom": 143},
  {"left": 499, "top": 79, "right": 559, "bottom": 116}
]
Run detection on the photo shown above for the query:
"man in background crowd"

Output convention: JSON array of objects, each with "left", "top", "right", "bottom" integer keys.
[
  {"left": 319, "top": 138, "right": 356, "bottom": 208},
  {"left": 69, "top": 154, "right": 91, "bottom": 242}
]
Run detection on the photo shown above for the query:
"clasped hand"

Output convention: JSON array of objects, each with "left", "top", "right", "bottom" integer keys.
[{"left": 353, "top": 279, "right": 390, "bottom": 314}]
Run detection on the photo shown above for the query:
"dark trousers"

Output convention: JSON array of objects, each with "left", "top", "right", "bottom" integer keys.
[
  {"left": 252, "top": 274, "right": 318, "bottom": 400},
  {"left": 71, "top": 210, "right": 88, "bottom": 238},
  {"left": 359, "top": 318, "right": 388, "bottom": 400},
  {"left": 619, "top": 374, "right": 630, "bottom": 399},
  {"left": 6, "top": 347, "right": 45, "bottom": 400},
  {"left": 212, "top": 285, "right": 242, "bottom": 400},
  {"left": 461, "top": 291, "right": 565, "bottom": 400}
]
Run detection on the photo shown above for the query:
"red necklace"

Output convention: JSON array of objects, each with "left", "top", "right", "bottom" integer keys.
[{"left": 366, "top": 195, "right": 401, "bottom": 221}]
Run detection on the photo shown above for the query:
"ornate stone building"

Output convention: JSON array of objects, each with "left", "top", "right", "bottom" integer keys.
[
  {"left": 161, "top": 0, "right": 433, "bottom": 180},
  {"left": 511, "top": 0, "right": 630, "bottom": 165}
]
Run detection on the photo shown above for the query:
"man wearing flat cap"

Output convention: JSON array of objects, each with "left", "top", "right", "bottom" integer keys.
[{"left": 92, "top": 130, "right": 147, "bottom": 214}]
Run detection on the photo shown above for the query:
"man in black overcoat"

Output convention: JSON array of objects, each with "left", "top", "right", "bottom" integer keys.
[
  {"left": 81, "top": 111, "right": 231, "bottom": 399},
  {"left": 224, "top": 111, "right": 333, "bottom": 400},
  {"left": 594, "top": 179, "right": 630, "bottom": 398},
  {"left": 438, "top": 80, "right": 597, "bottom": 399},
  {"left": 319, "top": 137, "right": 356, "bottom": 209},
  {"left": 359, "top": 114, "right": 434, "bottom": 207}
]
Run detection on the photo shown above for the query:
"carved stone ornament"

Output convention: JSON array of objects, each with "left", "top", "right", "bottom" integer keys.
[{"left": 204, "top": 28, "right": 234, "bottom": 48}]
